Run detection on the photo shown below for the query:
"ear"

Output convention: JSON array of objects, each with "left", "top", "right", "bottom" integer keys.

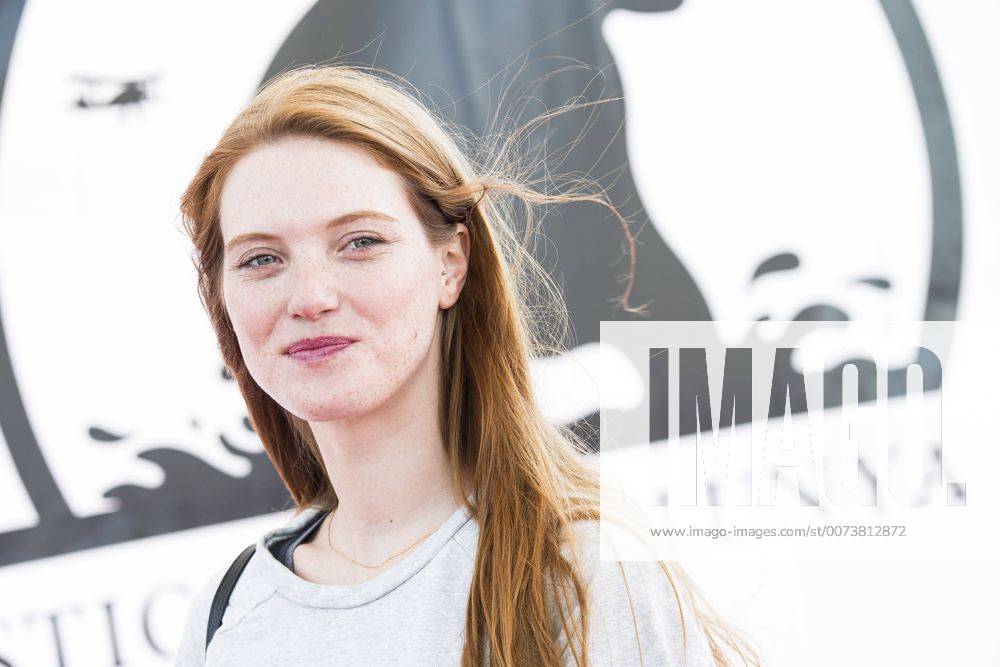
[{"left": 439, "top": 223, "right": 470, "bottom": 310}]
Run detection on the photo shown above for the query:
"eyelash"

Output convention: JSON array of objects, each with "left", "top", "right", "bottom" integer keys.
[{"left": 237, "top": 236, "right": 384, "bottom": 270}]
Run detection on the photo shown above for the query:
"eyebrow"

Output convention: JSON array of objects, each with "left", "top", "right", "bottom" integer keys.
[{"left": 224, "top": 209, "right": 398, "bottom": 254}]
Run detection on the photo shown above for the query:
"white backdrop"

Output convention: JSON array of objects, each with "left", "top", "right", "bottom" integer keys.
[{"left": 0, "top": 1, "right": 998, "bottom": 664}]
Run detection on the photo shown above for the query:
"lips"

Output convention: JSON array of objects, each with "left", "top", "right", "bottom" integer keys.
[{"left": 285, "top": 335, "right": 356, "bottom": 355}]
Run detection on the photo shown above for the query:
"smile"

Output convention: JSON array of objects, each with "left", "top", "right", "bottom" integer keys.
[{"left": 286, "top": 341, "right": 354, "bottom": 363}]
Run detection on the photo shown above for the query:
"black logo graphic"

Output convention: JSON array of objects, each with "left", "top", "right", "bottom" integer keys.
[{"left": 0, "top": 0, "right": 961, "bottom": 566}]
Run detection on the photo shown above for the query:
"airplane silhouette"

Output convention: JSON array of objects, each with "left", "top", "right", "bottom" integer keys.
[{"left": 71, "top": 74, "right": 158, "bottom": 109}]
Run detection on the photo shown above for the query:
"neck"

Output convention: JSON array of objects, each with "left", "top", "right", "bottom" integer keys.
[{"left": 308, "top": 335, "right": 468, "bottom": 562}]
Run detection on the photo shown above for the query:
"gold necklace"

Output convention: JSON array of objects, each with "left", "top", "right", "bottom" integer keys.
[{"left": 326, "top": 511, "right": 437, "bottom": 570}]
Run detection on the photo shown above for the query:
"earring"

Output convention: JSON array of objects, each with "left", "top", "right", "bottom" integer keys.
[{"left": 441, "top": 270, "right": 446, "bottom": 275}]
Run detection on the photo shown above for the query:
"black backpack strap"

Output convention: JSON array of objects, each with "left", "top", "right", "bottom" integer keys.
[{"left": 205, "top": 543, "right": 257, "bottom": 654}]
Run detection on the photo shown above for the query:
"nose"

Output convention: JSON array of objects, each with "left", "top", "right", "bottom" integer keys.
[{"left": 285, "top": 256, "right": 341, "bottom": 320}]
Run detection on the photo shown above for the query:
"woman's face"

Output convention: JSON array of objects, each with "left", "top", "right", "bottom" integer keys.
[{"left": 218, "top": 135, "right": 467, "bottom": 422}]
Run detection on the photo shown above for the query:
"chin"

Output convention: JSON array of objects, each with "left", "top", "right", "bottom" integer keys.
[{"left": 283, "top": 388, "right": 386, "bottom": 423}]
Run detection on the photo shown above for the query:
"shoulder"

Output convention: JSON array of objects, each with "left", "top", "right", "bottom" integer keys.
[
  {"left": 174, "top": 508, "right": 321, "bottom": 665},
  {"left": 174, "top": 561, "right": 229, "bottom": 666},
  {"left": 555, "top": 520, "right": 716, "bottom": 667}
]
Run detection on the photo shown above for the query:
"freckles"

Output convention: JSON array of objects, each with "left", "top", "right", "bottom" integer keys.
[{"left": 227, "top": 286, "right": 281, "bottom": 345}]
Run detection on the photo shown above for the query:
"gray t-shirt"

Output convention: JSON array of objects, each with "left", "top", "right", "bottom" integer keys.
[{"left": 174, "top": 504, "right": 715, "bottom": 666}]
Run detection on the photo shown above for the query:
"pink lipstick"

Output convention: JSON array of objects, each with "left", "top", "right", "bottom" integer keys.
[{"left": 285, "top": 336, "right": 355, "bottom": 363}]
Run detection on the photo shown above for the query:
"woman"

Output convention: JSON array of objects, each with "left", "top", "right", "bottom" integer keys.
[{"left": 174, "top": 64, "right": 759, "bottom": 666}]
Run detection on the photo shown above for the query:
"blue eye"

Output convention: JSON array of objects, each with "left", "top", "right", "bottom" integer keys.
[
  {"left": 347, "top": 236, "right": 384, "bottom": 252},
  {"left": 239, "top": 253, "right": 278, "bottom": 269}
]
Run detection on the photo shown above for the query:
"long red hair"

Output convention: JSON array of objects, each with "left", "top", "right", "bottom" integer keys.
[{"left": 179, "top": 63, "right": 760, "bottom": 666}]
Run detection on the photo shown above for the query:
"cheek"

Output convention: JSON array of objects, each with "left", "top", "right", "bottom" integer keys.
[
  {"left": 358, "top": 263, "right": 439, "bottom": 359},
  {"left": 223, "top": 278, "right": 280, "bottom": 353}
]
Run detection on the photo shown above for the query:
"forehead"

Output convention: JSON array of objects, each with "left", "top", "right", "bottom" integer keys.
[{"left": 218, "top": 135, "right": 411, "bottom": 236}]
